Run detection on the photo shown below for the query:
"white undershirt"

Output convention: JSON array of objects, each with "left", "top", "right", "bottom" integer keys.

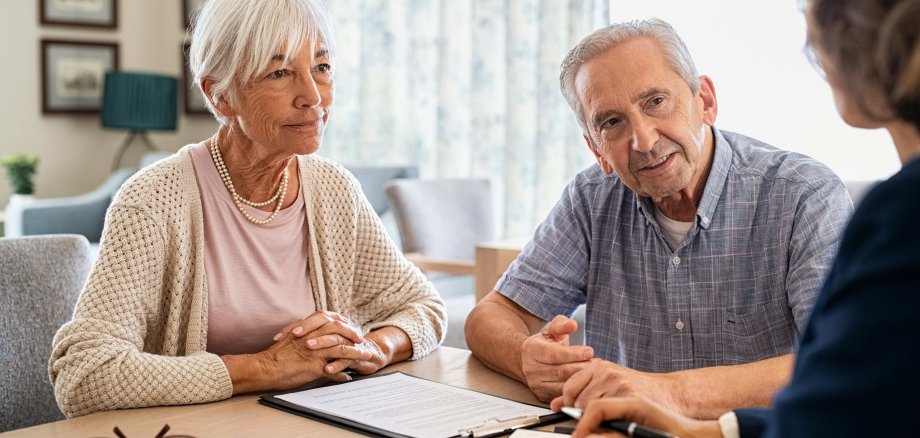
[{"left": 653, "top": 206, "right": 694, "bottom": 251}]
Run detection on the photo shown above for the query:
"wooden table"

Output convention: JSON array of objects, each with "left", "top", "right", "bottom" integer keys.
[
  {"left": 2, "top": 347, "right": 569, "bottom": 437},
  {"left": 474, "top": 239, "right": 527, "bottom": 302}
]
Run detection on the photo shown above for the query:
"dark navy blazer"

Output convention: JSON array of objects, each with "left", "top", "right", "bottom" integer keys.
[{"left": 734, "top": 157, "right": 920, "bottom": 437}]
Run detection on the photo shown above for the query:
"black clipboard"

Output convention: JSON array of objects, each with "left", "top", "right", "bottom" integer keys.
[{"left": 258, "top": 372, "right": 567, "bottom": 438}]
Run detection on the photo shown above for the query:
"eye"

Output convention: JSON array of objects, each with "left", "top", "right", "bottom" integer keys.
[
  {"left": 313, "top": 63, "right": 333, "bottom": 74},
  {"left": 604, "top": 118, "right": 621, "bottom": 128},
  {"left": 266, "top": 69, "right": 289, "bottom": 79},
  {"left": 648, "top": 96, "right": 665, "bottom": 107}
]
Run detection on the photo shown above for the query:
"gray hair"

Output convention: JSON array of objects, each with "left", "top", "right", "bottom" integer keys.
[
  {"left": 559, "top": 18, "right": 700, "bottom": 133},
  {"left": 189, "top": 0, "right": 337, "bottom": 124}
]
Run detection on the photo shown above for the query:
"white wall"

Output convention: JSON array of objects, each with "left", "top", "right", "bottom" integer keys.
[
  {"left": 0, "top": 1, "right": 218, "bottom": 208},
  {"left": 612, "top": 0, "right": 900, "bottom": 181}
]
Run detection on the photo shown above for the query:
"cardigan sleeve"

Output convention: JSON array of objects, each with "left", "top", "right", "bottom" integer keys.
[
  {"left": 48, "top": 203, "right": 232, "bottom": 418},
  {"left": 352, "top": 187, "right": 447, "bottom": 359}
]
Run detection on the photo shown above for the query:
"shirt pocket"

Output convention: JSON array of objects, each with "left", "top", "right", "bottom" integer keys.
[{"left": 720, "top": 301, "right": 796, "bottom": 364}]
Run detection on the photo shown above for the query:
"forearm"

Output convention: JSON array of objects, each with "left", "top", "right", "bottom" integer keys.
[
  {"left": 464, "top": 299, "right": 533, "bottom": 382},
  {"left": 670, "top": 354, "right": 794, "bottom": 419},
  {"left": 366, "top": 326, "right": 413, "bottom": 368}
]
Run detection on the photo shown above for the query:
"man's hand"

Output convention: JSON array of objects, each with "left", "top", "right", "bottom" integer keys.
[
  {"left": 549, "top": 359, "right": 687, "bottom": 415},
  {"left": 571, "top": 397, "right": 720, "bottom": 438},
  {"left": 521, "top": 315, "right": 594, "bottom": 402}
]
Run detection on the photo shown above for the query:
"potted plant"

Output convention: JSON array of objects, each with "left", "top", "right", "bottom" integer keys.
[{"left": 1, "top": 153, "right": 39, "bottom": 196}]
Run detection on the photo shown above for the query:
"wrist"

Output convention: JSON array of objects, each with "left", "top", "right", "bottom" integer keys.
[
  {"left": 222, "top": 352, "right": 274, "bottom": 395},
  {"left": 659, "top": 371, "right": 691, "bottom": 416},
  {"left": 687, "top": 419, "right": 723, "bottom": 438}
]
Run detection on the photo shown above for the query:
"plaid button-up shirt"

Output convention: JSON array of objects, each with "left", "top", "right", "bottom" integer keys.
[{"left": 497, "top": 128, "right": 852, "bottom": 372}]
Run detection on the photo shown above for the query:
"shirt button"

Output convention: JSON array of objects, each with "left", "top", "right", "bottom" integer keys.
[
  {"left": 675, "top": 319, "right": 685, "bottom": 330},
  {"left": 671, "top": 256, "right": 681, "bottom": 266},
  {"left": 701, "top": 216, "right": 711, "bottom": 225}
]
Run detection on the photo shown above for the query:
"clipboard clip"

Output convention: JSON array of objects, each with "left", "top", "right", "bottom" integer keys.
[{"left": 458, "top": 414, "right": 542, "bottom": 438}]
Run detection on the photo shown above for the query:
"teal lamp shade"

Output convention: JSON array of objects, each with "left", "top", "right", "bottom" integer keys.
[{"left": 101, "top": 72, "right": 178, "bottom": 131}]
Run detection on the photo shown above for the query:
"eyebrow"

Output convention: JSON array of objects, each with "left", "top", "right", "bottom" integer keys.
[
  {"left": 589, "top": 87, "right": 671, "bottom": 128},
  {"left": 269, "top": 48, "right": 330, "bottom": 64}
]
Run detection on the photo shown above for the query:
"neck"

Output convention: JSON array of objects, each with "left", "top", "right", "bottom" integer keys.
[
  {"left": 217, "top": 127, "right": 297, "bottom": 210},
  {"left": 653, "top": 127, "right": 715, "bottom": 222},
  {"left": 216, "top": 126, "right": 298, "bottom": 210},
  {"left": 886, "top": 121, "right": 920, "bottom": 166}
]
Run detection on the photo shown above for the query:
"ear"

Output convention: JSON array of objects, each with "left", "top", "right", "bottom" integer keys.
[
  {"left": 697, "top": 75, "right": 718, "bottom": 126},
  {"left": 584, "top": 134, "right": 614, "bottom": 175},
  {"left": 200, "top": 79, "right": 235, "bottom": 118}
]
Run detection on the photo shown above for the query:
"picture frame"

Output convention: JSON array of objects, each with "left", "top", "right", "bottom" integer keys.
[
  {"left": 40, "top": 0, "right": 117, "bottom": 29},
  {"left": 182, "top": 43, "right": 211, "bottom": 115},
  {"left": 183, "top": 0, "right": 206, "bottom": 29},
  {"left": 41, "top": 39, "right": 119, "bottom": 114}
]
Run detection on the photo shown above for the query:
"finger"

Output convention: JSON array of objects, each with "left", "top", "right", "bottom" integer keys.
[
  {"left": 325, "top": 371, "right": 353, "bottom": 383},
  {"left": 292, "top": 312, "right": 343, "bottom": 338},
  {"left": 561, "top": 366, "right": 593, "bottom": 409},
  {"left": 273, "top": 319, "right": 306, "bottom": 341},
  {"left": 531, "top": 341, "right": 594, "bottom": 365},
  {"left": 324, "top": 359, "right": 354, "bottom": 375},
  {"left": 545, "top": 315, "right": 578, "bottom": 338},
  {"left": 305, "top": 321, "right": 365, "bottom": 345},
  {"left": 532, "top": 381, "right": 565, "bottom": 402},
  {"left": 573, "top": 399, "right": 630, "bottom": 438},
  {"left": 320, "top": 344, "right": 374, "bottom": 362},
  {"left": 550, "top": 395, "right": 565, "bottom": 412},
  {"left": 305, "top": 334, "right": 351, "bottom": 350}
]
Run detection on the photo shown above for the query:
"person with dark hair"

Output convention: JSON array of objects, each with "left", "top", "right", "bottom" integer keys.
[{"left": 570, "top": 0, "right": 920, "bottom": 436}]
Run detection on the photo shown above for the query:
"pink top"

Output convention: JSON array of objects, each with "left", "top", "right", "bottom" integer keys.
[{"left": 189, "top": 143, "right": 316, "bottom": 355}]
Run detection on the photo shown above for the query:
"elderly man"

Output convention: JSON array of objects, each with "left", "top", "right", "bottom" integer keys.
[{"left": 465, "top": 18, "right": 851, "bottom": 420}]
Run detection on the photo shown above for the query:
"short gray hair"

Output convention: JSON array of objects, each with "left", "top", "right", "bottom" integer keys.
[
  {"left": 189, "top": 0, "right": 336, "bottom": 124},
  {"left": 559, "top": 18, "right": 699, "bottom": 133}
]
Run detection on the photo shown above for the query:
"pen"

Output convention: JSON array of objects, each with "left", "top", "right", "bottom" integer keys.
[{"left": 561, "top": 406, "right": 676, "bottom": 438}]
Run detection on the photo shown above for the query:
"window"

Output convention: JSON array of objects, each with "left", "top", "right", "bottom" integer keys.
[{"left": 612, "top": 1, "right": 899, "bottom": 181}]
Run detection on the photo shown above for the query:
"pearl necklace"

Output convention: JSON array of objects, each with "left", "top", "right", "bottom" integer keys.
[{"left": 209, "top": 135, "right": 289, "bottom": 225}]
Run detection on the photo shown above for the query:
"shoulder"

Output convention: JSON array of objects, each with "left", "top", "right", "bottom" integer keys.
[
  {"left": 297, "top": 154, "right": 363, "bottom": 203},
  {"left": 721, "top": 129, "right": 843, "bottom": 190},
  {"left": 567, "top": 163, "right": 629, "bottom": 202},
  {"left": 113, "top": 146, "right": 196, "bottom": 208},
  {"left": 852, "top": 158, "right": 920, "bottom": 224}
]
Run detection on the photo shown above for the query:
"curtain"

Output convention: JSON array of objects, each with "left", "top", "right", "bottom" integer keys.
[{"left": 321, "top": 0, "right": 609, "bottom": 238}]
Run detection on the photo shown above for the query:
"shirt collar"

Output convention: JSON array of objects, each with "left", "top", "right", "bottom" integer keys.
[{"left": 634, "top": 126, "right": 731, "bottom": 231}]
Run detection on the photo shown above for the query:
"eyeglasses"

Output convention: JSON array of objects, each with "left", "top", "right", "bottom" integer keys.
[{"left": 90, "top": 424, "right": 196, "bottom": 438}]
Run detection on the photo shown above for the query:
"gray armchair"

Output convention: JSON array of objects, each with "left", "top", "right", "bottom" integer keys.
[
  {"left": 345, "top": 165, "right": 418, "bottom": 250},
  {"left": 0, "top": 235, "right": 93, "bottom": 431},
  {"left": 385, "top": 178, "right": 496, "bottom": 348},
  {"left": 4, "top": 151, "right": 171, "bottom": 243}
]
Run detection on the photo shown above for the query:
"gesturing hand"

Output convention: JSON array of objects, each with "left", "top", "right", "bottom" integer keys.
[
  {"left": 549, "top": 359, "right": 686, "bottom": 415},
  {"left": 521, "top": 315, "right": 594, "bottom": 402}
]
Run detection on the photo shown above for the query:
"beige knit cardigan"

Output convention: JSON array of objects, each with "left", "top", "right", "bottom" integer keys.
[{"left": 49, "top": 146, "right": 446, "bottom": 418}]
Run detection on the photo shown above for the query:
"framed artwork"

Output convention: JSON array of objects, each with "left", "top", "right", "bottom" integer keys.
[
  {"left": 182, "top": 43, "right": 210, "bottom": 115},
  {"left": 41, "top": 39, "right": 119, "bottom": 114},
  {"left": 40, "top": 0, "right": 118, "bottom": 29},
  {"left": 183, "top": 0, "right": 206, "bottom": 29}
]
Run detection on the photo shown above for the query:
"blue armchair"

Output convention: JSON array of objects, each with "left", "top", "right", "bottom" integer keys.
[{"left": 4, "top": 152, "right": 171, "bottom": 243}]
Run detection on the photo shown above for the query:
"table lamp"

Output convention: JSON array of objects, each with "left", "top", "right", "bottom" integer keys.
[{"left": 101, "top": 72, "right": 178, "bottom": 170}]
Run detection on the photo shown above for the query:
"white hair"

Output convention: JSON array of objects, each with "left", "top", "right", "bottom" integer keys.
[
  {"left": 189, "top": 0, "right": 337, "bottom": 124},
  {"left": 559, "top": 18, "right": 699, "bottom": 133}
]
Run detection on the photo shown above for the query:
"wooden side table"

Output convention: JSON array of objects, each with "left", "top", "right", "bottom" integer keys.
[{"left": 473, "top": 238, "right": 527, "bottom": 302}]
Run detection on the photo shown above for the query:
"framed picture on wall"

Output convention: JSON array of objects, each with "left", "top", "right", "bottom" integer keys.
[
  {"left": 183, "top": 0, "right": 206, "bottom": 29},
  {"left": 41, "top": 39, "right": 119, "bottom": 114},
  {"left": 182, "top": 43, "right": 210, "bottom": 115},
  {"left": 40, "top": 0, "right": 118, "bottom": 29}
]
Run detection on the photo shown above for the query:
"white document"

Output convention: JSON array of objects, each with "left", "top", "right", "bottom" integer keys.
[{"left": 276, "top": 372, "right": 554, "bottom": 438}]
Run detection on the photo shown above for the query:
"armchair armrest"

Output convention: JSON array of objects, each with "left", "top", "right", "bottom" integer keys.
[
  {"left": 404, "top": 252, "right": 475, "bottom": 275},
  {"left": 5, "top": 169, "right": 135, "bottom": 242}
]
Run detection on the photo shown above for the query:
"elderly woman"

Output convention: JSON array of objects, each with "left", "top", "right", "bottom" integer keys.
[
  {"left": 568, "top": 0, "right": 920, "bottom": 437},
  {"left": 50, "top": 0, "right": 445, "bottom": 418}
]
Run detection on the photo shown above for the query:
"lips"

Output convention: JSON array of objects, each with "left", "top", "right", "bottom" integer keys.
[{"left": 641, "top": 153, "right": 673, "bottom": 171}]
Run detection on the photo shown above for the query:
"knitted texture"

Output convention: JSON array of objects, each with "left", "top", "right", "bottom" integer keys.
[{"left": 49, "top": 145, "right": 446, "bottom": 418}]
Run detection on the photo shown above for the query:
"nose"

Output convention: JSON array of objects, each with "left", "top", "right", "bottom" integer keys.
[
  {"left": 629, "top": 116, "right": 658, "bottom": 154},
  {"left": 294, "top": 74, "right": 322, "bottom": 108}
]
